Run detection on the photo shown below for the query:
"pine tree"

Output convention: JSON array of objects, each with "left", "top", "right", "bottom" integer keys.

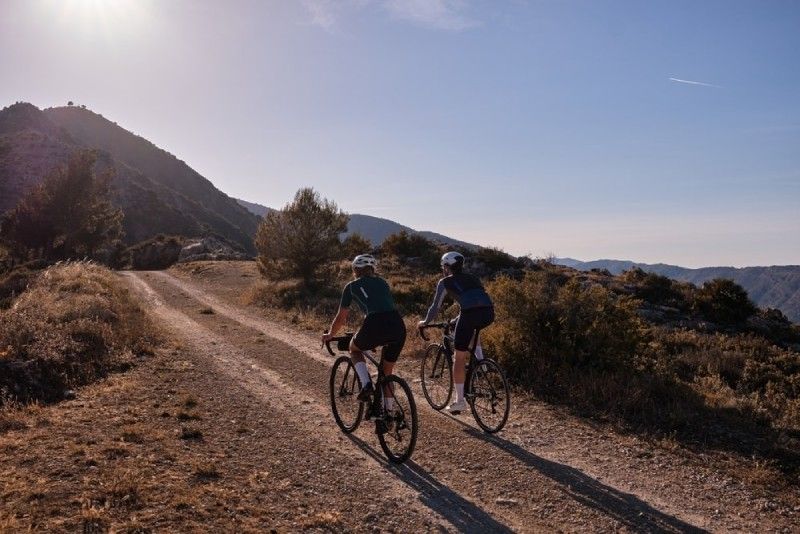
[{"left": 0, "top": 150, "right": 123, "bottom": 262}]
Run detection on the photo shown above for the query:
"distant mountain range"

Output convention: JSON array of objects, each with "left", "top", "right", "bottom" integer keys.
[
  {"left": 0, "top": 102, "right": 259, "bottom": 252},
  {"left": 557, "top": 258, "right": 800, "bottom": 323},
  {"left": 235, "top": 198, "right": 477, "bottom": 250}
]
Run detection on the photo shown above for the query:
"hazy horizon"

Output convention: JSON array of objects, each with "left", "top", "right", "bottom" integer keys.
[{"left": 2, "top": 0, "right": 798, "bottom": 268}]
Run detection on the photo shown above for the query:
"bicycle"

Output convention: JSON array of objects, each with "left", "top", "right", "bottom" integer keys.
[
  {"left": 418, "top": 322, "right": 510, "bottom": 433},
  {"left": 325, "top": 333, "right": 418, "bottom": 464}
]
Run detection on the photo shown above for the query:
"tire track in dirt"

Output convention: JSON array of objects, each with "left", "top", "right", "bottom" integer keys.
[
  {"left": 124, "top": 272, "right": 520, "bottom": 533},
  {"left": 131, "top": 270, "right": 712, "bottom": 533}
]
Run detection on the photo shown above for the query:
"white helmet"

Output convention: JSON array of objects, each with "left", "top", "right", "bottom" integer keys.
[
  {"left": 352, "top": 254, "right": 378, "bottom": 268},
  {"left": 440, "top": 251, "right": 464, "bottom": 268}
]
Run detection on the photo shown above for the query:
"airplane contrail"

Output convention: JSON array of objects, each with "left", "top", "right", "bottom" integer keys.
[{"left": 669, "top": 77, "right": 721, "bottom": 88}]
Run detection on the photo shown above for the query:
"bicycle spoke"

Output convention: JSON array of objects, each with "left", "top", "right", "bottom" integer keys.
[
  {"left": 330, "top": 356, "right": 364, "bottom": 433},
  {"left": 468, "top": 359, "right": 510, "bottom": 433},
  {"left": 421, "top": 345, "right": 452, "bottom": 410},
  {"left": 378, "top": 376, "right": 418, "bottom": 464}
]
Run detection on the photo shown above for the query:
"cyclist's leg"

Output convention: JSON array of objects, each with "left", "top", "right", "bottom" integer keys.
[
  {"left": 348, "top": 338, "right": 371, "bottom": 387},
  {"left": 380, "top": 313, "right": 406, "bottom": 409},
  {"left": 472, "top": 306, "right": 495, "bottom": 361},
  {"left": 351, "top": 315, "right": 382, "bottom": 390},
  {"left": 451, "top": 313, "right": 472, "bottom": 409}
]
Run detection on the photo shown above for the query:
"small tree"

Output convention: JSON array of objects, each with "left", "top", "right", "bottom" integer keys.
[
  {"left": 0, "top": 150, "right": 123, "bottom": 262},
  {"left": 340, "top": 232, "right": 372, "bottom": 260},
  {"left": 254, "top": 188, "right": 348, "bottom": 286},
  {"left": 692, "top": 278, "right": 756, "bottom": 325}
]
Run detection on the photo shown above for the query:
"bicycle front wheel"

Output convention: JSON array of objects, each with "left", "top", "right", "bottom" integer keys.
[
  {"left": 468, "top": 358, "right": 510, "bottom": 433},
  {"left": 420, "top": 344, "right": 452, "bottom": 410},
  {"left": 377, "top": 375, "right": 418, "bottom": 464},
  {"left": 330, "top": 355, "right": 364, "bottom": 433}
]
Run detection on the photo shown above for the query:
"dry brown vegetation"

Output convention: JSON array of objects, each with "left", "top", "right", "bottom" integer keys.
[
  {"left": 0, "top": 261, "right": 158, "bottom": 407},
  {"left": 238, "top": 230, "right": 800, "bottom": 482}
]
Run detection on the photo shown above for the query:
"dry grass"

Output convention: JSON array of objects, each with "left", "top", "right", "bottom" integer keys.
[{"left": 0, "top": 261, "right": 159, "bottom": 405}]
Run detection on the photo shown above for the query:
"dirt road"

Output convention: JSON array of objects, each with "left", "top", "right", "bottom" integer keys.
[{"left": 114, "top": 268, "right": 798, "bottom": 533}]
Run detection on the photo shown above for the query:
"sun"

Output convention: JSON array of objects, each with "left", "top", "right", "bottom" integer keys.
[{"left": 46, "top": 0, "right": 150, "bottom": 39}]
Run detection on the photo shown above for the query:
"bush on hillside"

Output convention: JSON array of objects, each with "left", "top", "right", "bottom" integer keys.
[
  {"left": 124, "top": 234, "right": 184, "bottom": 270},
  {"left": 340, "top": 233, "right": 372, "bottom": 261},
  {"left": 255, "top": 188, "right": 348, "bottom": 287},
  {"left": 646, "top": 328, "right": 800, "bottom": 432},
  {"left": 0, "top": 150, "right": 123, "bottom": 263},
  {"left": 693, "top": 278, "right": 756, "bottom": 325},
  {"left": 622, "top": 268, "right": 686, "bottom": 308},
  {"left": 471, "top": 246, "right": 524, "bottom": 273},
  {"left": 0, "top": 262, "right": 157, "bottom": 404},
  {"left": 381, "top": 231, "right": 440, "bottom": 270},
  {"left": 484, "top": 271, "right": 644, "bottom": 380}
]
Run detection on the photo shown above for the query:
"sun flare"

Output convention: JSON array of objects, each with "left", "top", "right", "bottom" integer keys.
[{"left": 45, "top": 0, "right": 150, "bottom": 39}]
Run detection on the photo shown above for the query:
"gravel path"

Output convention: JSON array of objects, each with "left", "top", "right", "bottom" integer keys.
[{"left": 120, "top": 268, "right": 797, "bottom": 533}]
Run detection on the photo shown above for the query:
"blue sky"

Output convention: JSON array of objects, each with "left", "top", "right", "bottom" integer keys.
[{"left": 1, "top": 0, "right": 798, "bottom": 267}]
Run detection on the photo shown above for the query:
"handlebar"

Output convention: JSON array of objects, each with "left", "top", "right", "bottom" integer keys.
[
  {"left": 323, "top": 332, "right": 354, "bottom": 356},
  {"left": 417, "top": 322, "right": 448, "bottom": 341}
]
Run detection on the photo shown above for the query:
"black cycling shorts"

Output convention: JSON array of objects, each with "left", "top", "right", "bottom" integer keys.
[
  {"left": 353, "top": 310, "right": 406, "bottom": 363},
  {"left": 454, "top": 306, "right": 495, "bottom": 351}
]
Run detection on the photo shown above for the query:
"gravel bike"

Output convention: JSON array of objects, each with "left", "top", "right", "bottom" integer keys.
[
  {"left": 418, "top": 322, "right": 510, "bottom": 433},
  {"left": 325, "top": 333, "right": 418, "bottom": 464}
]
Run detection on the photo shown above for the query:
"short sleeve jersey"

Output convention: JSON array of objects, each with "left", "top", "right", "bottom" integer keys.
[{"left": 340, "top": 276, "right": 396, "bottom": 316}]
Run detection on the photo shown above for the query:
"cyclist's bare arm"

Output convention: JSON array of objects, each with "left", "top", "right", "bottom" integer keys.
[{"left": 323, "top": 307, "right": 349, "bottom": 343}]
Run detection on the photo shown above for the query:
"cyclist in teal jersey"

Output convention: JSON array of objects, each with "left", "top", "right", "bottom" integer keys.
[{"left": 322, "top": 254, "right": 407, "bottom": 421}]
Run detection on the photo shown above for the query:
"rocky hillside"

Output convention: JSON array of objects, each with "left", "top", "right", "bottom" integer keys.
[
  {"left": 559, "top": 258, "right": 800, "bottom": 323},
  {"left": 0, "top": 103, "right": 258, "bottom": 252}
]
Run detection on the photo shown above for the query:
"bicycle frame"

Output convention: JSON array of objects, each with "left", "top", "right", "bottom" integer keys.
[
  {"left": 324, "top": 334, "right": 388, "bottom": 413},
  {"left": 420, "top": 321, "right": 482, "bottom": 376}
]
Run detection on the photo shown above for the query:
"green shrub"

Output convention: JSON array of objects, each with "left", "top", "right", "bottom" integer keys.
[
  {"left": 636, "top": 272, "right": 684, "bottom": 307},
  {"left": 125, "top": 234, "right": 184, "bottom": 270},
  {"left": 340, "top": 233, "right": 372, "bottom": 261},
  {"left": 255, "top": 188, "right": 348, "bottom": 287},
  {"left": 381, "top": 231, "right": 440, "bottom": 270},
  {"left": 0, "top": 150, "right": 123, "bottom": 262},
  {"left": 472, "top": 246, "right": 523, "bottom": 273},
  {"left": 484, "top": 271, "right": 644, "bottom": 381},
  {"left": 693, "top": 278, "right": 756, "bottom": 325}
]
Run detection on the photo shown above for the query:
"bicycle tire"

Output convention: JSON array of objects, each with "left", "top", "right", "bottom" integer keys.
[
  {"left": 420, "top": 343, "right": 453, "bottom": 411},
  {"left": 377, "top": 375, "right": 418, "bottom": 464},
  {"left": 329, "top": 355, "right": 364, "bottom": 433},
  {"left": 467, "top": 358, "right": 510, "bottom": 433}
]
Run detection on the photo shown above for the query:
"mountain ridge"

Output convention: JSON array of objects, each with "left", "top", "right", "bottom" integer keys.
[{"left": 557, "top": 258, "right": 800, "bottom": 323}]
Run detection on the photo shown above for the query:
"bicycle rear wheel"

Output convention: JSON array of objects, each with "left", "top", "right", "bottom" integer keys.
[
  {"left": 377, "top": 375, "right": 418, "bottom": 464},
  {"left": 330, "top": 356, "right": 364, "bottom": 433},
  {"left": 467, "top": 358, "right": 510, "bottom": 433},
  {"left": 420, "top": 344, "right": 452, "bottom": 410}
]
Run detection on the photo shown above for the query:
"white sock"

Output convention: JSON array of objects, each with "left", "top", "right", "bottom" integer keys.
[
  {"left": 455, "top": 383, "right": 465, "bottom": 403},
  {"left": 474, "top": 343, "right": 485, "bottom": 361},
  {"left": 384, "top": 396, "right": 395, "bottom": 411},
  {"left": 354, "top": 362, "right": 370, "bottom": 387}
]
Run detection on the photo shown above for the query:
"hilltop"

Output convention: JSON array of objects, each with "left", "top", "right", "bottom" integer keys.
[{"left": 0, "top": 102, "right": 258, "bottom": 252}]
